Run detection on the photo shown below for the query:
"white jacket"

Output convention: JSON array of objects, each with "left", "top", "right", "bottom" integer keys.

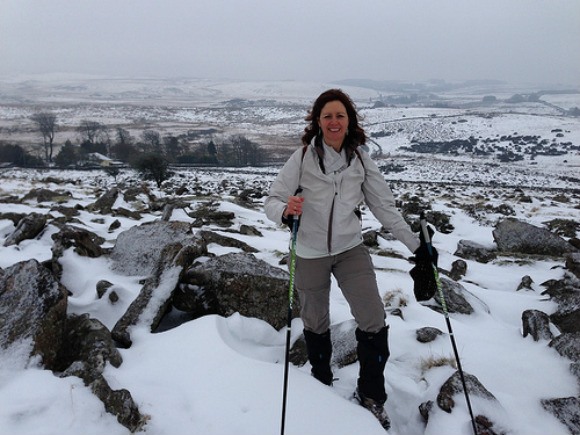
[{"left": 265, "top": 143, "right": 420, "bottom": 258}]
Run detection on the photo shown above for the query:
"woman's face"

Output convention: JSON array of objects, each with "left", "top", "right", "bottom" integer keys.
[{"left": 318, "top": 100, "right": 349, "bottom": 150}]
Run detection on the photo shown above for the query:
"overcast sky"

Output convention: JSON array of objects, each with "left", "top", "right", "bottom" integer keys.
[{"left": 1, "top": 0, "right": 579, "bottom": 86}]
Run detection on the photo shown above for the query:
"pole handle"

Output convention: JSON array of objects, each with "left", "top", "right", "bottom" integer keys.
[{"left": 419, "top": 212, "right": 434, "bottom": 258}]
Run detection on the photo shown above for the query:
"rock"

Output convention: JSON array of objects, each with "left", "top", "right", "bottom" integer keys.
[
  {"left": 427, "top": 276, "right": 490, "bottom": 315},
  {"left": 419, "top": 370, "right": 507, "bottom": 434},
  {"left": 111, "top": 220, "right": 196, "bottom": 276},
  {"left": 22, "top": 188, "right": 72, "bottom": 203},
  {"left": 50, "top": 224, "right": 106, "bottom": 279},
  {"left": 449, "top": 259, "right": 467, "bottom": 281},
  {"left": 55, "top": 314, "right": 122, "bottom": 381},
  {"left": 454, "top": 239, "right": 497, "bottom": 263},
  {"left": 419, "top": 400, "right": 433, "bottom": 422},
  {"left": 96, "top": 280, "right": 114, "bottom": 298},
  {"left": 0, "top": 259, "right": 68, "bottom": 369},
  {"left": 3, "top": 212, "right": 47, "bottom": 246},
  {"left": 493, "top": 218, "right": 577, "bottom": 256},
  {"left": 549, "top": 332, "right": 580, "bottom": 363},
  {"left": 542, "top": 277, "right": 580, "bottom": 334},
  {"left": 516, "top": 275, "right": 534, "bottom": 291},
  {"left": 289, "top": 319, "right": 358, "bottom": 368},
  {"left": 113, "top": 207, "right": 141, "bottom": 220},
  {"left": 522, "top": 309, "right": 553, "bottom": 341},
  {"left": 112, "top": 241, "right": 205, "bottom": 348},
  {"left": 543, "top": 218, "right": 580, "bottom": 238},
  {"left": 174, "top": 252, "right": 296, "bottom": 330},
  {"left": 199, "top": 230, "right": 258, "bottom": 253},
  {"left": 50, "top": 205, "right": 80, "bottom": 219},
  {"left": 416, "top": 327, "right": 444, "bottom": 343},
  {"left": 90, "top": 376, "right": 146, "bottom": 432},
  {"left": 51, "top": 224, "right": 105, "bottom": 258},
  {"left": 474, "top": 415, "right": 508, "bottom": 435},
  {"left": 189, "top": 205, "right": 235, "bottom": 227},
  {"left": 108, "top": 219, "right": 121, "bottom": 232},
  {"left": 87, "top": 187, "right": 119, "bottom": 214},
  {"left": 436, "top": 371, "right": 496, "bottom": 413},
  {"left": 239, "top": 224, "right": 263, "bottom": 237},
  {"left": 566, "top": 253, "right": 580, "bottom": 280},
  {"left": 571, "top": 362, "right": 580, "bottom": 387},
  {"left": 541, "top": 397, "right": 580, "bottom": 435},
  {"left": 362, "top": 230, "right": 379, "bottom": 247},
  {"left": 0, "top": 212, "right": 26, "bottom": 225}
]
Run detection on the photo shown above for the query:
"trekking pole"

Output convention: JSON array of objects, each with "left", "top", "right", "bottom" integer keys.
[
  {"left": 420, "top": 212, "right": 478, "bottom": 435},
  {"left": 280, "top": 214, "right": 299, "bottom": 435}
]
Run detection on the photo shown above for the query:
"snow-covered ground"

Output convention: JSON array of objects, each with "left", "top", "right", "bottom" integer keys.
[
  {"left": 0, "top": 77, "right": 579, "bottom": 434},
  {"left": 0, "top": 161, "right": 578, "bottom": 435}
]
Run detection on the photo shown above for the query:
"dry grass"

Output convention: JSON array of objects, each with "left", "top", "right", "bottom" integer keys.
[
  {"left": 382, "top": 289, "right": 408, "bottom": 308},
  {"left": 419, "top": 354, "right": 457, "bottom": 372}
]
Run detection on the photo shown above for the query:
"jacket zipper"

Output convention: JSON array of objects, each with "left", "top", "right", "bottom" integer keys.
[{"left": 327, "top": 195, "right": 335, "bottom": 253}]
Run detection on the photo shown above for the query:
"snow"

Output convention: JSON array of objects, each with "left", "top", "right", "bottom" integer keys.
[
  {"left": 0, "top": 164, "right": 577, "bottom": 435},
  {"left": 1, "top": 75, "right": 580, "bottom": 434}
]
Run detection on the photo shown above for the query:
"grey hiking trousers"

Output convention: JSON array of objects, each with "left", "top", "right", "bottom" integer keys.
[{"left": 295, "top": 244, "right": 386, "bottom": 334}]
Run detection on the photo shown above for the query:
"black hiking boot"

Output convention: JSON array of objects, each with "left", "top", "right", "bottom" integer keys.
[{"left": 354, "top": 388, "right": 391, "bottom": 431}]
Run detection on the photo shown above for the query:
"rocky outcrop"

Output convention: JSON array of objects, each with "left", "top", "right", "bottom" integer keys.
[
  {"left": 55, "top": 314, "right": 123, "bottom": 379},
  {"left": 22, "top": 188, "right": 72, "bottom": 203},
  {"left": 542, "top": 274, "right": 580, "bottom": 334},
  {"left": 426, "top": 276, "right": 490, "bottom": 316},
  {"left": 87, "top": 187, "right": 119, "bottom": 214},
  {"left": 567, "top": 253, "right": 580, "bottom": 280},
  {"left": 91, "top": 377, "right": 146, "bottom": 432},
  {"left": 420, "top": 371, "right": 508, "bottom": 434},
  {"left": 189, "top": 203, "right": 235, "bottom": 228},
  {"left": 541, "top": 397, "right": 580, "bottom": 435},
  {"left": 436, "top": 371, "right": 496, "bottom": 413},
  {"left": 3, "top": 212, "right": 47, "bottom": 246},
  {"left": 522, "top": 309, "right": 553, "bottom": 341},
  {"left": 53, "top": 314, "right": 146, "bottom": 432},
  {"left": 493, "top": 218, "right": 578, "bottom": 256},
  {"left": 0, "top": 261, "right": 145, "bottom": 432},
  {"left": 0, "top": 259, "right": 68, "bottom": 368},
  {"left": 111, "top": 220, "right": 195, "bottom": 276},
  {"left": 549, "top": 332, "right": 580, "bottom": 363},
  {"left": 454, "top": 239, "right": 497, "bottom": 263},
  {"left": 112, "top": 239, "right": 206, "bottom": 348},
  {"left": 198, "top": 229, "right": 258, "bottom": 253},
  {"left": 174, "top": 252, "right": 295, "bottom": 330}
]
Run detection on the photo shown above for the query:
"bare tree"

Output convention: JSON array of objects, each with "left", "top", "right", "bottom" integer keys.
[
  {"left": 163, "top": 134, "right": 181, "bottom": 160},
  {"left": 116, "top": 127, "right": 133, "bottom": 146},
  {"left": 30, "top": 112, "right": 57, "bottom": 163},
  {"left": 140, "top": 129, "right": 161, "bottom": 153},
  {"left": 227, "top": 135, "right": 263, "bottom": 166},
  {"left": 78, "top": 120, "right": 107, "bottom": 145}
]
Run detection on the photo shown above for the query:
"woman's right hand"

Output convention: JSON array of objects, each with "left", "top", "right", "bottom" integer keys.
[{"left": 283, "top": 195, "right": 304, "bottom": 218}]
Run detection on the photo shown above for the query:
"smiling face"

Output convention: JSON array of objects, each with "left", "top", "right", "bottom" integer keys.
[{"left": 318, "top": 100, "right": 349, "bottom": 151}]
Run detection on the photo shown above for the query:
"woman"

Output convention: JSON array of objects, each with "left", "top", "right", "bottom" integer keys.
[{"left": 265, "top": 89, "right": 429, "bottom": 430}]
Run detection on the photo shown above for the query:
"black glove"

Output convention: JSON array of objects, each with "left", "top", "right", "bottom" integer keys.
[
  {"left": 410, "top": 225, "right": 438, "bottom": 301},
  {"left": 413, "top": 224, "right": 438, "bottom": 265}
]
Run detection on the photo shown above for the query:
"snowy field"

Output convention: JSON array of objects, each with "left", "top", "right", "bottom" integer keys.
[
  {"left": 0, "top": 159, "right": 578, "bottom": 435},
  {"left": 1, "top": 77, "right": 579, "bottom": 435}
]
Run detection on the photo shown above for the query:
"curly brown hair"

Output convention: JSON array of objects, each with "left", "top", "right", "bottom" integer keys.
[{"left": 301, "top": 89, "right": 367, "bottom": 159}]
